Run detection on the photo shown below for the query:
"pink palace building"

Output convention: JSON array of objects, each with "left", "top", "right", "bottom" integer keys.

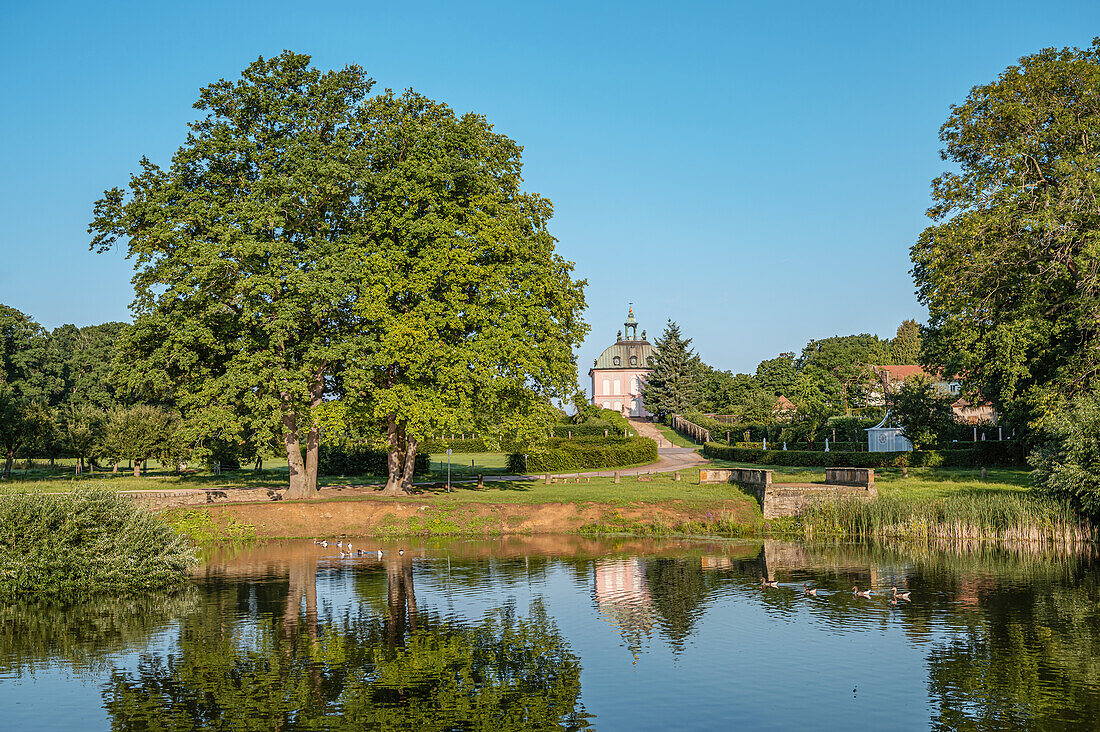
[{"left": 589, "top": 307, "right": 655, "bottom": 418}]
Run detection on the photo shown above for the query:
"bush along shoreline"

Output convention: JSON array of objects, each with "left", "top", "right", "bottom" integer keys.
[{"left": 0, "top": 487, "right": 196, "bottom": 603}]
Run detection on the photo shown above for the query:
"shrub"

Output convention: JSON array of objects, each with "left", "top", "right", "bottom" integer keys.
[
  {"left": 0, "top": 487, "right": 196, "bottom": 602},
  {"left": 1032, "top": 388, "right": 1100, "bottom": 521},
  {"left": 317, "top": 446, "right": 431, "bottom": 476},
  {"left": 509, "top": 436, "right": 658, "bottom": 473}
]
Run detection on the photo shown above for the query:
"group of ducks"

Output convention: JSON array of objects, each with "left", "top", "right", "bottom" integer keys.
[
  {"left": 313, "top": 539, "right": 405, "bottom": 559},
  {"left": 760, "top": 577, "right": 912, "bottom": 604}
]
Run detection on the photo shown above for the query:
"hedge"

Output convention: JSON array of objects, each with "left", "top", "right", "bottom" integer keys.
[
  {"left": 702, "top": 442, "right": 1027, "bottom": 469},
  {"left": 318, "top": 446, "right": 431, "bottom": 476},
  {"left": 508, "top": 436, "right": 658, "bottom": 473}
]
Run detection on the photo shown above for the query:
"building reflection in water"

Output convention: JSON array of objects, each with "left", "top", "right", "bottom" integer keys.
[{"left": 593, "top": 557, "right": 655, "bottom": 663}]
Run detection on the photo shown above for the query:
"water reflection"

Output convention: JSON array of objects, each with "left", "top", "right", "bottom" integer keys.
[
  {"left": 1, "top": 538, "right": 1100, "bottom": 730},
  {"left": 101, "top": 549, "right": 590, "bottom": 730}
]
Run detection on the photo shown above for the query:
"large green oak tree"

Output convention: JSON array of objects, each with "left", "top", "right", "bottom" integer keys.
[{"left": 90, "top": 52, "right": 586, "bottom": 497}]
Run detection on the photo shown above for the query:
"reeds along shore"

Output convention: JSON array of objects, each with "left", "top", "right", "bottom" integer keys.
[{"left": 797, "top": 493, "right": 1094, "bottom": 545}]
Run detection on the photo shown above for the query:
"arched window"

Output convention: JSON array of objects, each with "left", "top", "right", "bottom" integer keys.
[
  {"left": 630, "top": 356, "right": 637, "bottom": 366},
  {"left": 631, "top": 377, "right": 639, "bottom": 393},
  {"left": 613, "top": 401, "right": 622, "bottom": 412},
  {"left": 646, "top": 356, "right": 654, "bottom": 366},
  {"left": 613, "top": 356, "right": 621, "bottom": 366},
  {"left": 602, "top": 401, "right": 611, "bottom": 409},
  {"left": 602, "top": 379, "right": 610, "bottom": 395},
  {"left": 613, "top": 379, "right": 621, "bottom": 394}
]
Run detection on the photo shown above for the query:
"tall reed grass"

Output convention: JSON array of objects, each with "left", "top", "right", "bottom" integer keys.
[
  {"left": 798, "top": 493, "right": 1092, "bottom": 545},
  {"left": 0, "top": 486, "right": 196, "bottom": 602}
]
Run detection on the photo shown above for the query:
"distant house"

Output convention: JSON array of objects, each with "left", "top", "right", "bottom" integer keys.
[
  {"left": 589, "top": 307, "right": 655, "bottom": 418},
  {"left": 871, "top": 365, "right": 996, "bottom": 425},
  {"left": 773, "top": 395, "right": 797, "bottom": 421}
]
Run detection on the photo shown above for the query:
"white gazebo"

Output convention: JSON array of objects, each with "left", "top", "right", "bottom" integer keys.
[{"left": 866, "top": 412, "right": 913, "bottom": 452}]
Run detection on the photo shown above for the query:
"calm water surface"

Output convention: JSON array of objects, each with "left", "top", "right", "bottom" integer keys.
[{"left": 2, "top": 536, "right": 1099, "bottom": 730}]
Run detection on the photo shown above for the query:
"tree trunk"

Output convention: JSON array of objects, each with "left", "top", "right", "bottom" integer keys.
[
  {"left": 112, "top": 461, "right": 118, "bottom": 474},
  {"left": 3, "top": 448, "right": 13, "bottom": 480},
  {"left": 133, "top": 459, "right": 141, "bottom": 478},
  {"left": 303, "top": 372, "right": 325, "bottom": 493},
  {"left": 382, "top": 418, "right": 417, "bottom": 495},
  {"left": 282, "top": 402, "right": 312, "bottom": 499},
  {"left": 255, "top": 456, "right": 263, "bottom": 472}
]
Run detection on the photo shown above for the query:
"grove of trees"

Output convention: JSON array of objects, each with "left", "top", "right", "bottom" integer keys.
[{"left": 87, "top": 52, "right": 587, "bottom": 497}]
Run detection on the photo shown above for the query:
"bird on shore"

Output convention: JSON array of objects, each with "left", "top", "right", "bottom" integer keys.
[
  {"left": 891, "top": 587, "right": 911, "bottom": 601},
  {"left": 356, "top": 549, "right": 363, "bottom": 557},
  {"left": 760, "top": 578, "right": 779, "bottom": 588},
  {"left": 852, "top": 586, "right": 871, "bottom": 598},
  {"left": 398, "top": 549, "right": 405, "bottom": 556},
  {"left": 803, "top": 584, "right": 817, "bottom": 596},
  {"left": 377, "top": 549, "right": 384, "bottom": 559},
  {"left": 320, "top": 540, "right": 329, "bottom": 548}
]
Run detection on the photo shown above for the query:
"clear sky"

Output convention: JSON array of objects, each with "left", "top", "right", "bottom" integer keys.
[{"left": 2, "top": 1, "right": 1098, "bottom": 385}]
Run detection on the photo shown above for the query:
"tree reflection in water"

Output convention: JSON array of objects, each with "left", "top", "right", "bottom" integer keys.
[
  {"left": 102, "top": 551, "right": 590, "bottom": 730},
  {"left": 0, "top": 589, "right": 198, "bottom": 677}
]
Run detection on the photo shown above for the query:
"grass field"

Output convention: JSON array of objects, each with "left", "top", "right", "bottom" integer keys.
[
  {"left": 0, "top": 452, "right": 513, "bottom": 495},
  {"left": 703, "top": 459, "right": 1031, "bottom": 498},
  {"left": 652, "top": 422, "right": 697, "bottom": 448}
]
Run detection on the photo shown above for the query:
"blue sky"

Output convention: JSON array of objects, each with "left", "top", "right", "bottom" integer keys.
[{"left": 2, "top": 1, "right": 1098, "bottom": 383}]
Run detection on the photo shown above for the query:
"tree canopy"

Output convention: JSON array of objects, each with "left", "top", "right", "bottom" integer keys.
[
  {"left": 912, "top": 39, "right": 1100, "bottom": 427},
  {"left": 641, "top": 321, "right": 700, "bottom": 419},
  {"left": 89, "top": 52, "right": 586, "bottom": 496}
]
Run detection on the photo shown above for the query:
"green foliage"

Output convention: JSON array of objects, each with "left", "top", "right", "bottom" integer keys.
[
  {"left": 796, "top": 334, "right": 888, "bottom": 414},
  {"left": 890, "top": 374, "right": 957, "bottom": 449},
  {"left": 0, "top": 385, "right": 52, "bottom": 478},
  {"left": 641, "top": 320, "right": 700, "bottom": 418},
  {"left": 335, "top": 86, "right": 587, "bottom": 494},
  {"left": 0, "top": 487, "right": 195, "bottom": 602},
  {"left": 317, "top": 446, "right": 431, "bottom": 477},
  {"left": 510, "top": 436, "right": 658, "bottom": 473},
  {"left": 1031, "top": 387, "right": 1100, "bottom": 520},
  {"left": 102, "top": 595, "right": 590, "bottom": 730},
  {"left": 57, "top": 404, "right": 105, "bottom": 468},
  {"left": 98, "top": 405, "right": 182, "bottom": 476},
  {"left": 754, "top": 352, "right": 797, "bottom": 397},
  {"left": 798, "top": 492, "right": 1086, "bottom": 543},
  {"left": 912, "top": 40, "right": 1100, "bottom": 427},
  {"left": 48, "top": 322, "right": 132, "bottom": 411},
  {"left": 888, "top": 319, "right": 922, "bottom": 365},
  {"left": 160, "top": 510, "right": 256, "bottom": 544},
  {"left": 0, "top": 303, "right": 62, "bottom": 403}
]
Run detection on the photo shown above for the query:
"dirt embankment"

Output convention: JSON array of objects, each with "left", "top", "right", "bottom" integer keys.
[{"left": 180, "top": 498, "right": 757, "bottom": 538}]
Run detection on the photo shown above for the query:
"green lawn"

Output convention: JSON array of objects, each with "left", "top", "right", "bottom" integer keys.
[
  {"left": 314, "top": 469, "right": 757, "bottom": 508},
  {"left": 652, "top": 422, "right": 697, "bottom": 448},
  {"left": 703, "top": 458, "right": 1031, "bottom": 499}
]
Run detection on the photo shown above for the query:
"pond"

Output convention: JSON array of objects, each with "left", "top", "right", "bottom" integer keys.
[{"left": 2, "top": 536, "right": 1099, "bottom": 730}]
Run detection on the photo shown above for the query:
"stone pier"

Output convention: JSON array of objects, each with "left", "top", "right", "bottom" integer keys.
[{"left": 699, "top": 467, "right": 877, "bottom": 518}]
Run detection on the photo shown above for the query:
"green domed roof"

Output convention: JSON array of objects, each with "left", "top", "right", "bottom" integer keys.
[{"left": 593, "top": 339, "right": 656, "bottom": 370}]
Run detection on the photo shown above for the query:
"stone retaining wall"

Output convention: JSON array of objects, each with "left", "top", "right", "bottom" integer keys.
[{"left": 709, "top": 466, "right": 877, "bottom": 518}]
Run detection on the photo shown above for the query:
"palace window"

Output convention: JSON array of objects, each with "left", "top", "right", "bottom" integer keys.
[
  {"left": 646, "top": 356, "right": 654, "bottom": 366},
  {"left": 602, "top": 379, "right": 610, "bottom": 394},
  {"left": 613, "top": 379, "right": 621, "bottom": 394},
  {"left": 630, "top": 356, "right": 637, "bottom": 366}
]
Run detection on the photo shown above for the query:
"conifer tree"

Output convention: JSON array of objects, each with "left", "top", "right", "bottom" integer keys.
[
  {"left": 889, "top": 319, "right": 922, "bottom": 365},
  {"left": 641, "top": 320, "right": 700, "bottom": 419}
]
